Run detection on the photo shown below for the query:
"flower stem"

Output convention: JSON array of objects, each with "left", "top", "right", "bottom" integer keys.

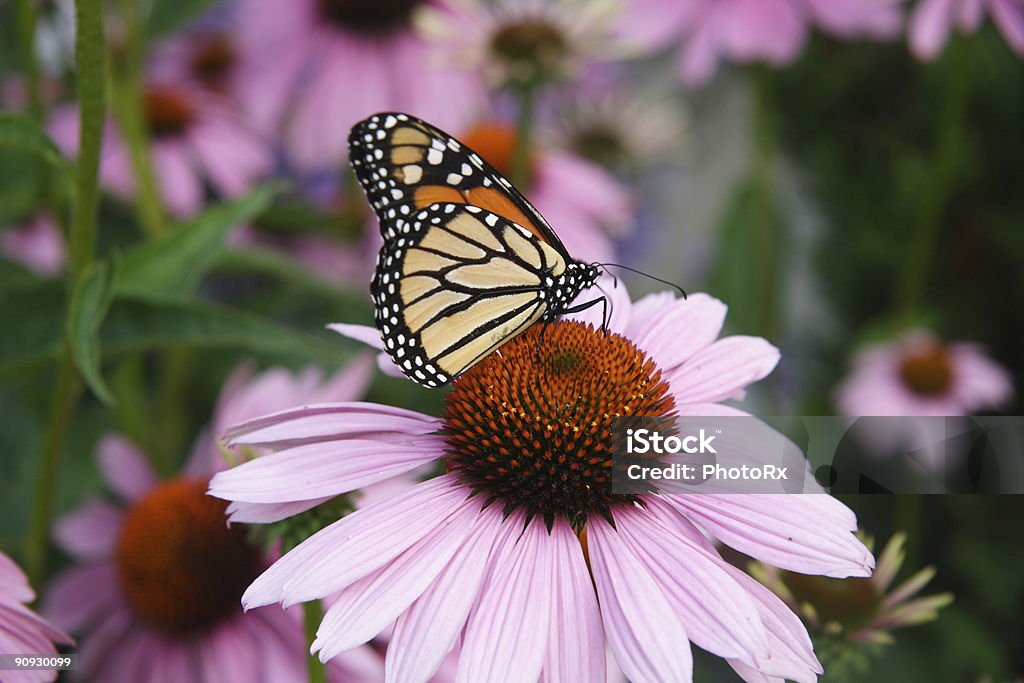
[
  {"left": 510, "top": 85, "right": 537, "bottom": 190},
  {"left": 303, "top": 601, "right": 327, "bottom": 683},
  {"left": 749, "top": 67, "right": 779, "bottom": 340},
  {"left": 15, "top": 0, "right": 54, "bottom": 207},
  {"left": 25, "top": 0, "right": 106, "bottom": 585},
  {"left": 893, "top": 38, "right": 973, "bottom": 319},
  {"left": 110, "top": 0, "right": 166, "bottom": 238}
]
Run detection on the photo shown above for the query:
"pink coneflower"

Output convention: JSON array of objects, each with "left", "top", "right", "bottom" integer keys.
[
  {"left": 49, "top": 79, "right": 273, "bottom": 217},
  {"left": 234, "top": 0, "right": 484, "bottom": 171},
  {"left": 41, "top": 359, "right": 376, "bottom": 682},
  {"left": 1, "top": 213, "right": 66, "bottom": 277},
  {"left": 836, "top": 329, "right": 1014, "bottom": 416},
  {"left": 0, "top": 552, "right": 72, "bottom": 683},
  {"left": 211, "top": 285, "right": 874, "bottom": 682},
  {"left": 417, "top": 0, "right": 626, "bottom": 91},
  {"left": 617, "top": 0, "right": 902, "bottom": 87},
  {"left": 909, "top": 0, "right": 1024, "bottom": 59}
]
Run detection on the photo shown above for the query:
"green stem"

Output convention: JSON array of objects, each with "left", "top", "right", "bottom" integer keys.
[
  {"left": 510, "top": 86, "right": 537, "bottom": 190},
  {"left": 110, "top": 0, "right": 166, "bottom": 238},
  {"left": 303, "top": 601, "right": 327, "bottom": 683},
  {"left": 749, "top": 67, "right": 779, "bottom": 340},
  {"left": 25, "top": 0, "right": 106, "bottom": 587},
  {"left": 25, "top": 356, "right": 83, "bottom": 585},
  {"left": 893, "top": 38, "right": 973, "bottom": 318},
  {"left": 69, "top": 0, "right": 106, "bottom": 278}
]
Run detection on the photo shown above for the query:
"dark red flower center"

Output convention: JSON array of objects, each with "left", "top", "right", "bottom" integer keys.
[
  {"left": 188, "top": 32, "right": 235, "bottom": 90},
  {"left": 318, "top": 0, "right": 422, "bottom": 35},
  {"left": 115, "top": 478, "right": 261, "bottom": 637},
  {"left": 899, "top": 344, "right": 953, "bottom": 396},
  {"left": 572, "top": 125, "right": 626, "bottom": 168},
  {"left": 442, "top": 322, "right": 676, "bottom": 531},
  {"left": 143, "top": 85, "right": 196, "bottom": 138}
]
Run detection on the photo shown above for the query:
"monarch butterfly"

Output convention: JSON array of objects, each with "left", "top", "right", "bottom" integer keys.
[{"left": 349, "top": 112, "right": 606, "bottom": 388}]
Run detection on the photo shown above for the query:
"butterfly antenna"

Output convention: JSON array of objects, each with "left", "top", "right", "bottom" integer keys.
[{"left": 595, "top": 263, "right": 686, "bottom": 299}]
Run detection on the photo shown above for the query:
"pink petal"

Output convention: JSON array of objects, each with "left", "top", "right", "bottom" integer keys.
[
  {"left": 588, "top": 515, "right": 693, "bottom": 682},
  {"left": 458, "top": 515, "right": 553, "bottom": 683},
  {"left": 668, "top": 336, "right": 780, "bottom": 404},
  {"left": 97, "top": 434, "right": 156, "bottom": 502},
  {"left": 387, "top": 508, "right": 503, "bottom": 683},
  {"left": 225, "top": 497, "right": 333, "bottom": 524},
  {"left": 664, "top": 494, "right": 874, "bottom": 577},
  {"left": 991, "top": 0, "right": 1024, "bottom": 57},
  {"left": 244, "top": 610, "right": 308, "bottom": 683},
  {"left": 909, "top": 0, "right": 956, "bottom": 60},
  {"left": 41, "top": 563, "right": 121, "bottom": 635},
  {"left": 224, "top": 402, "right": 439, "bottom": 449},
  {"left": 312, "top": 499, "right": 479, "bottom": 660},
  {"left": 543, "top": 520, "right": 606, "bottom": 683},
  {"left": 200, "top": 618, "right": 261, "bottom": 683},
  {"left": 242, "top": 475, "right": 470, "bottom": 607},
  {"left": 52, "top": 500, "right": 123, "bottom": 561},
  {"left": 209, "top": 435, "right": 444, "bottom": 503},
  {"left": 678, "top": 4, "right": 723, "bottom": 87},
  {"left": 152, "top": 141, "right": 202, "bottom": 216},
  {"left": 328, "top": 323, "right": 383, "bottom": 351},
  {"left": 629, "top": 293, "right": 728, "bottom": 374},
  {"left": 0, "top": 553, "right": 33, "bottom": 603},
  {"left": 613, "top": 501, "right": 768, "bottom": 664}
]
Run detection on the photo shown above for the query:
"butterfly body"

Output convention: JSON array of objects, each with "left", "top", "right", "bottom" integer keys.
[{"left": 350, "top": 112, "right": 602, "bottom": 388}]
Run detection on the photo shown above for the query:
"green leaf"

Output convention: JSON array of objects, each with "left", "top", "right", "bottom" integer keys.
[
  {"left": 0, "top": 113, "right": 72, "bottom": 175},
  {"left": 66, "top": 260, "right": 117, "bottom": 404},
  {"left": 116, "top": 186, "right": 277, "bottom": 299},
  {"left": 0, "top": 284, "right": 350, "bottom": 377}
]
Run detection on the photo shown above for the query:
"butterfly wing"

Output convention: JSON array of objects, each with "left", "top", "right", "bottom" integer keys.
[
  {"left": 372, "top": 202, "right": 570, "bottom": 387},
  {"left": 349, "top": 112, "right": 570, "bottom": 255}
]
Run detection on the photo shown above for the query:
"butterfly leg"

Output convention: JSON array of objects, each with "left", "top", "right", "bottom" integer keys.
[
  {"left": 559, "top": 297, "right": 608, "bottom": 333},
  {"left": 535, "top": 320, "right": 550, "bottom": 362}
]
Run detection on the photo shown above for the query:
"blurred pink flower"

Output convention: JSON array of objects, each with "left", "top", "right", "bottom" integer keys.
[
  {"left": 416, "top": 0, "right": 627, "bottom": 91},
  {"left": 836, "top": 330, "right": 1014, "bottom": 416},
  {"left": 234, "top": 0, "right": 484, "bottom": 171},
  {"left": 211, "top": 285, "right": 873, "bottom": 682},
  {"left": 618, "top": 0, "right": 903, "bottom": 87},
  {"left": 909, "top": 0, "right": 1024, "bottom": 59},
  {"left": 1, "top": 214, "right": 66, "bottom": 277},
  {"left": 50, "top": 80, "right": 273, "bottom": 217},
  {"left": 41, "top": 358, "right": 378, "bottom": 683},
  {"left": 0, "top": 552, "right": 72, "bottom": 683}
]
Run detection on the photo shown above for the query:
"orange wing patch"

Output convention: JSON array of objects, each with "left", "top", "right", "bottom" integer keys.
[{"left": 412, "top": 185, "right": 546, "bottom": 243}]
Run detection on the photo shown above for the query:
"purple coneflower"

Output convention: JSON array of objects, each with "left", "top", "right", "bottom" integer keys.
[
  {"left": 836, "top": 329, "right": 1014, "bottom": 416},
  {"left": 211, "top": 284, "right": 874, "bottom": 682},
  {"left": 233, "top": 0, "right": 484, "bottom": 171},
  {"left": 41, "top": 359, "right": 376, "bottom": 682},
  {"left": 617, "top": 0, "right": 902, "bottom": 87},
  {"left": 417, "top": 0, "right": 626, "bottom": 91},
  {"left": 0, "top": 552, "right": 72, "bottom": 683},
  {"left": 909, "top": 0, "right": 1024, "bottom": 59},
  {"left": 49, "top": 78, "right": 273, "bottom": 217},
  {"left": 1, "top": 214, "right": 66, "bottom": 277}
]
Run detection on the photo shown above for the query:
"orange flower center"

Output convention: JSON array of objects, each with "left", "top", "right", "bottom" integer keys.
[
  {"left": 188, "top": 33, "right": 235, "bottom": 90},
  {"left": 899, "top": 344, "right": 953, "bottom": 396},
  {"left": 318, "top": 0, "right": 421, "bottom": 34},
  {"left": 143, "top": 85, "right": 196, "bottom": 138},
  {"left": 442, "top": 322, "right": 676, "bottom": 530},
  {"left": 115, "top": 478, "right": 261, "bottom": 637},
  {"left": 460, "top": 122, "right": 535, "bottom": 188}
]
